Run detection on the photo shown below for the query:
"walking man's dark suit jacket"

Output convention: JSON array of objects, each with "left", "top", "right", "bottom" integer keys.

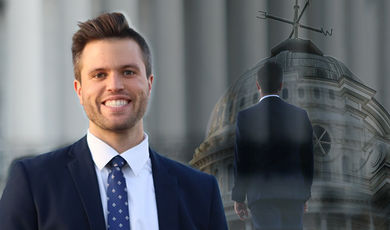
[
  {"left": 232, "top": 96, "right": 313, "bottom": 225},
  {"left": 0, "top": 137, "right": 227, "bottom": 230}
]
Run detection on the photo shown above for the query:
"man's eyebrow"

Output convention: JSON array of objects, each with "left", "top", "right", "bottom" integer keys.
[
  {"left": 87, "top": 64, "right": 141, "bottom": 74},
  {"left": 88, "top": 68, "right": 107, "bottom": 74},
  {"left": 120, "top": 64, "right": 141, "bottom": 70}
]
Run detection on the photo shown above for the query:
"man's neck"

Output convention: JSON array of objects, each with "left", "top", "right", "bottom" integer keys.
[
  {"left": 89, "top": 123, "right": 145, "bottom": 153},
  {"left": 260, "top": 92, "right": 279, "bottom": 98}
]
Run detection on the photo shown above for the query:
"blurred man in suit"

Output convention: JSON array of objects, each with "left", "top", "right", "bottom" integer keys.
[
  {"left": 232, "top": 61, "right": 313, "bottom": 230},
  {"left": 0, "top": 12, "right": 227, "bottom": 230}
]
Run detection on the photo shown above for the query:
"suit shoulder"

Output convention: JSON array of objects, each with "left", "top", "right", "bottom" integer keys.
[
  {"left": 17, "top": 138, "right": 83, "bottom": 172},
  {"left": 236, "top": 104, "right": 259, "bottom": 121},
  {"left": 238, "top": 103, "right": 258, "bottom": 114},
  {"left": 152, "top": 152, "right": 220, "bottom": 199}
]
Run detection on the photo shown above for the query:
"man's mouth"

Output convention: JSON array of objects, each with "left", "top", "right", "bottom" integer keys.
[{"left": 103, "top": 99, "right": 130, "bottom": 107}]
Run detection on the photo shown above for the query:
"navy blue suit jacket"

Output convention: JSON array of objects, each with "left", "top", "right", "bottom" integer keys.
[
  {"left": 232, "top": 97, "right": 313, "bottom": 205},
  {"left": 0, "top": 137, "right": 227, "bottom": 230}
]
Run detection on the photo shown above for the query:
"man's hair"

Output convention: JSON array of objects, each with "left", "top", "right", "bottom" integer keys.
[
  {"left": 256, "top": 61, "right": 283, "bottom": 94},
  {"left": 71, "top": 12, "right": 152, "bottom": 82}
]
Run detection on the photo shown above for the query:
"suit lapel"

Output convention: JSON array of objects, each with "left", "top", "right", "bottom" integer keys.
[
  {"left": 149, "top": 149, "right": 179, "bottom": 230},
  {"left": 67, "top": 137, "right": 106, "bottom": 230}
]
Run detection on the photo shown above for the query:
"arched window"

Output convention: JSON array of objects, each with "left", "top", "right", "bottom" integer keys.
[
  {"left": 313, "top": 125, "right": 331, "bottom": 156},
  {"left": 240, "top": 97, "right": 245, "bottom": 108},
  {"left": 314, "top": 88, "right": 320, "bottom": 99},
  {"left": 329, "top": 89, "right": 335, "bottom": 100},
  {"left": 313, "top": 125, "right": 332, "bottom": 181},
  {"left": 343, "top": 155, "right": 351, "bottom": 182}
]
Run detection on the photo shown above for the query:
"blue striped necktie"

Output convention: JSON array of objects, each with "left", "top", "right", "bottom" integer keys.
[{"left": 107, "top": 155, "right": 130, "bottom": 230}]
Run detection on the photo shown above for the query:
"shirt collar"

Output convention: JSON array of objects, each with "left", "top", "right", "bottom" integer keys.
[
  {"left": 259, "top": 94, "right": 280, "bottom": 102},
  {"left": 87, "top": 130, "right": 150, "bottom": 176}
]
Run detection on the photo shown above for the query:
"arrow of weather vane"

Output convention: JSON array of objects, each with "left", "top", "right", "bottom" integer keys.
[{"left": 257, "top": 0, "right": 333, "bottom": 39}]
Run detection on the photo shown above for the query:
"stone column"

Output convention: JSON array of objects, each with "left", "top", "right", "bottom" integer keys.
[
  {"left": 322, "top": 0, "right": 347, "bottom": 61},
  {"left": 227, "top": 0, "right": 268, "bottom": 84},
  {"left": 0, "top": 0, "right": 6, "bottom": 194},
  {"left": 184, "top": 0, "right": 227, "bottom": 161},
  {"left": 369, "top": 211, "right": 375, "bottom": 230},
  {"left": 4, "top": 0, "right": 46, "bottom": 155},
  {"left": 60, "top": 0, "right": 94, "bottom": 141},
  {"left": 320, "top": 213, "right": 327, "bottom": 230},
  {"left": 0, "top": 0, "right": 95, "bottom": 193},
  {"left": 41, "top": 0, "right": 72, "bottom": 148},
  {"left": 345, "top": 0, "right": 379, "bottom": 92},
  {"left": 0, "top": 0, "right": 5, "bottom": 132},
  {"left": 303, "top": 0, "right": 325, "bottom": 48},
  {"left": 144, "top": 0, "right": 187, "bottom": 162},
  {"left": 104, "top": 0, "right": 139, "bottom": 28},
  {"left": 377, "top": 0, "right": 390, "bottom": 112},
  {"left": 346, "top": 215, "right": 352, "bottom": 230}
]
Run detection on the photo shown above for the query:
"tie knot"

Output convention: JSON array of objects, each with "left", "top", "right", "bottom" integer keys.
[{"left": 110, "top": 155, "right": 126, "bottom": 169}]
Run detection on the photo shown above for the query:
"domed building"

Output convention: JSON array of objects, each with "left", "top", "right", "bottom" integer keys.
[{"left": 190, "top": 39, "right": 390, "bottom": 230}]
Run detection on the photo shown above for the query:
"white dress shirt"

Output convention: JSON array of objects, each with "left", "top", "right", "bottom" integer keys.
[
  {"left": 87, "top": 131, "right": 159, "bottom": 230},
  {"left": 259, "top": 94, "right": 280, "bottom": 102}
]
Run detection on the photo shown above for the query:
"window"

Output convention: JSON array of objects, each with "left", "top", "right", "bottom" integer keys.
[
  {"left": 329, "top": 89, "right": 335, "bottom": 100},
  {"left": 313, "top": 125, "right": 331, "bottom": 156},
  {"left": 240, "top": 97, "right": 245, "bottom": 108},
  {"left": 314, "top": 88, "right": 320, "bottom": 99},
  {"left": 343, "top": 155, "right": 351, "bottom": 182}
]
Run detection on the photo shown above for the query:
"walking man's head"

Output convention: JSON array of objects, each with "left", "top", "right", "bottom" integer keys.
[{"left": 256, "top": 61, "right": 283, "bottom": 97}]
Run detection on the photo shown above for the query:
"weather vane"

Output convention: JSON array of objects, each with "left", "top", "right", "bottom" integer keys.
[{"left": 257, "top": 0, "right": 333, "bottom": 39}]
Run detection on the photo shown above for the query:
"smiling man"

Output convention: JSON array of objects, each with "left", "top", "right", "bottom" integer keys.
[{"left": 0, "top": 12, "right": 227, "bottom": 230}]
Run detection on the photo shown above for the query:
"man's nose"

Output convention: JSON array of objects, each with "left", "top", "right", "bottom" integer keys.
[{"left": 107, "top": 72, "right": 124, "bottom": 91}]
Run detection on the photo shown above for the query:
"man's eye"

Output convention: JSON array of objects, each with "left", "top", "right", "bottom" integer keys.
[
  {"left": 94, "top": 72, "right": 107, "bottom": 78},
  {"left": 124, "top": 70, "right": 135, "bottom": 76}
]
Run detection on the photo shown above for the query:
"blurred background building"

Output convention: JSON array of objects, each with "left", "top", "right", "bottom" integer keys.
[
  {"left": 1, "top": 1, "right": 390, "bottom": 228},
  {"left": 191, "top": 39, "right": 390, "bottom": 229}
]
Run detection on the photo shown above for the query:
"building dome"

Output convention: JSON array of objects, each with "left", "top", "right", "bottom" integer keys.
[{"left": 190, "top": 39, "right": 390, "bottom": 229}]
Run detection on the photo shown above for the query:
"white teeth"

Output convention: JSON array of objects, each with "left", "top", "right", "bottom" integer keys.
[{"left": 105, "top": 100, "right": 128, "bottom": 107}]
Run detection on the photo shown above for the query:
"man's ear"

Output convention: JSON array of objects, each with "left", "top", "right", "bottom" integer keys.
[
  {"left": 278, "top": 83, "right": 283, "bottom": 92},
  {"left": 147, "top": 74, "right": 154, "bottom": 95},
  {"left": 256, "top": 81, "right": 261, "bottom": 91},
  {"left": 74, "top": 80, "right": 83, "bottom": 105}
]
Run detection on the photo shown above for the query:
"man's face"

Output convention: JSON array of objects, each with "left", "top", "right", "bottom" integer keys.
[{"left": 74, "top": 38, "right": 153, "bottom": 134}]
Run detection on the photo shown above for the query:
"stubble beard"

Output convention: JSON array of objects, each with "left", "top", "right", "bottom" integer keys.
[{"left": 84, "top": 90, "right": 149, "bottom": 133}]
